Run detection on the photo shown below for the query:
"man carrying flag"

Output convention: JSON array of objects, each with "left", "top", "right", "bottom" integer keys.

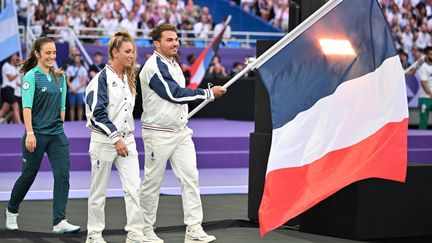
[
  {"left": 139, "top": 23, "right": 226, "bottom": 243},
  {"left": 254, "top": 0, "right": 408, "bottom": 236},
  {"left": 187, "top": 16, "right": 231, "bottom": 90}
]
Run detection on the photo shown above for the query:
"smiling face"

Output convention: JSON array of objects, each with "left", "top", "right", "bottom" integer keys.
[
  {"left": 154, "top": 30, "right": 179, "bottom": 60},
  {"left": 36, "top": 42, "right": 56, "bottom": 69},
  {"left": 112, "top": 41, "right": 135, "bottom": 68}
]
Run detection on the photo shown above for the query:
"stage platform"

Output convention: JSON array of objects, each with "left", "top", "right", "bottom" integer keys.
[
  {"left": 2, "top": 120, "right": 432, "bottom": 242},
  {"left": 0, "top": 168, "right": 249, "bottom": 201},
  {"left": 0, "top": 195, "right": 367, "bottom": 243},
  {"left": 0, "top": 119, "right": 431, "bottom": 172},
  {"left": 0, "top": 119, "right": 254, "bottom": 172},
  {"left": 0, "top": 119, "right": 253, "bottom": 201},
  {"left": 1, "top": 119, "right": 432, "bottom": 201},
  {"left": 407, "top": 129, "right": 432, "bottom": 163},
  {"left": 2, "top": 195, "right": 431, "bottom": 243}
]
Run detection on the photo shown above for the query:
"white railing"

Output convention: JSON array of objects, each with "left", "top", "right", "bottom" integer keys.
[
  {"left": 19, "top": 24, "right": 284, "bottom": 67},
  {"left": 45, "top": 26, "right": 285, "bottom": 48}
]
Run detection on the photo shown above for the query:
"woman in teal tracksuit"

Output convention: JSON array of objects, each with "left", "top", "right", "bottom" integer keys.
[{"left": 4, "top": 37, "right": 80, "bottom": 233}]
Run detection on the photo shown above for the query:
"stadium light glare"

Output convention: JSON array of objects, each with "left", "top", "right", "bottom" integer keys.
[{"left": 318, "top": 39, "right": 356, "bottom": 56}]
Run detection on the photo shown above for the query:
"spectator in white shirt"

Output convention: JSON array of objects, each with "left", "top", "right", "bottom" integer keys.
[
  {"left": 132, "top": 0, "right": 146, "bottom": 22},
  {"left": 57, "top": 18, "right": 73, "bottom": 44},
  {"left": 119, "top": 12, "right": 138, "bottom": 38},
  {"left": 416, "top": 23, "right": 431, "bottom": 50},
  {"left": 17, "top": 0, "right": 37, "bottom": 25},
  {"left": 271, "top": 0, "right": 289, "bottom": 31},
  {"left": 66, "top": 54, "right": 88, "bottom": 121},
  {"left": 87, "top": 0, "right": 98, "bottom": 11},
  {"left": 138, "top": 12, "right": 154, "bottom": 37},
  {"left": 156, "top": 0, "right": 168, "bottom": 9},
  {"left": 54, "top": 6, "right": 66, "bottom": 25},
  {"left": 213, "top": 16, "right": 232, "bottom": 40},
  {"left": 0, "top": 53, "right": 22, "bottom": 124},
  {"left": 68, "top": 8, "right": 82, "bottom": 34},
  {"left": 171, "top": 0, "right": 185, "bottom": 11},
  {"left": 401, "top": 25, "right": 414, "bottom": 54},
  {"left": 193, "top": 15, "right": 212, "bottom": 39},
  {"left": 100, "top": 11, "right": 119, "bottom": 37},
  {"left": 121, "top": 0, "right": 133, "bottom": 12},
  {"left": 112, "top": 0, "right": 128, "bottom": 20},
  {"left": 386, "top": 3, "right": 403, "bottom": 24},
  {"left": 167, "top": 3, "right": 182, "bottom": 27}
]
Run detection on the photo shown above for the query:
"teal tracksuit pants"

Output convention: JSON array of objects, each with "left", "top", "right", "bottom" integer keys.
[{"left": 7, "top": 133, "right": 70, "bottom": 225}]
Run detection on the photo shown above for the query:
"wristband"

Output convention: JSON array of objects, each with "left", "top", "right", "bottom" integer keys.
[{"left": 27, "top": 131, "right": 34, "bottom": 135}]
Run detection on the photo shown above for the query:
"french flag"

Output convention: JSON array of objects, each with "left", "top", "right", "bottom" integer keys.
[
  {"left": 255, "top": 0, "right": 408, "bottom": 236},
  {"left": 187, "top": 16, "right": 231, "bottom": 89}
]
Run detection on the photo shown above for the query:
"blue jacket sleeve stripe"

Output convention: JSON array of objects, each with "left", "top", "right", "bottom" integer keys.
[
  {"left": 149, "top": 57, "right": 208, "bottom": 104},
  {"left": 89, "top": 69, "right": 117, "bottom": 135}
]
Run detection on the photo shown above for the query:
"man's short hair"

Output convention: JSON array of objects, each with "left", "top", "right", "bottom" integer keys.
[
  {"left": 151, "top": 23, "right": 178, "bottom": 42},
  {"left": 424, "top": 46, "right": 432, "bottom": 54}
]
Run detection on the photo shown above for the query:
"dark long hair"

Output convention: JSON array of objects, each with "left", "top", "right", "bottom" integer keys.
[{"left": 20, "top": 37, "right": 64, "bottom": 83}]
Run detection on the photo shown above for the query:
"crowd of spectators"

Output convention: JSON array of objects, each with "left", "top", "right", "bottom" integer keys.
[
  {"left": 17, "top": 0, "right": 235, "bottom": 45},
  {"left": 232, "top": 0, "right": 432, "bottom": 70},
  {"left": 379, "top": 0, "right": 432, "bottom": 70},
  {"left": 231, "top": 0, "right": 290, "bottom": 32},
  {"left": 20, "top": 0, "right": 432, "bottom": 61},
  {"left": 17, "top": 0, "right": 294, "bottom": 45}
]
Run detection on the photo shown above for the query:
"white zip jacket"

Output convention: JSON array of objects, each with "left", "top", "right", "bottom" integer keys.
[
  {"left": 139, "top": 51, "right": 214, "bottom": 131},
  {"left": 85, "top": 64, "right": 135, "bottom": 144}
]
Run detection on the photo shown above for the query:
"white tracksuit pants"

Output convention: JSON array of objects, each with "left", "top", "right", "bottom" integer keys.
[
  {"left": 140, "top": 127, "right": 203, "bottom": 231},
  {"left": 87, "top": 134, "right": 144, "bottom": 235}
]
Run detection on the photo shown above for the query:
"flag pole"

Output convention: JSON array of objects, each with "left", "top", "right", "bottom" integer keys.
[
  {"left": 187, "top": 0, "right": 343, "bottom": 118},
  {"left": 250, "top": 0, "right": 343, "bottom": 70},
  {"left": 224, "top": 15, "right": 232, "bottom": 30},
  {"left": 404, "top": 57, "right": 423, "bottom": 74},
  {"left": 187, "top": 65, "right": 252, "bottom": 118}
]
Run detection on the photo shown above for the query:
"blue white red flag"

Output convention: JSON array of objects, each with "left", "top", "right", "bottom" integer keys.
[
  {"left": 187, "top": 16, "right": 231, "bottom": 89},
  {"left": 255, "top": 0, "right": 408, "bottom": 236}
]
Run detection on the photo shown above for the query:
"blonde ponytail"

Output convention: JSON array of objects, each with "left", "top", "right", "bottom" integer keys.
[{"left": 108, "top": 31, "right": 137, "bottom": 95}]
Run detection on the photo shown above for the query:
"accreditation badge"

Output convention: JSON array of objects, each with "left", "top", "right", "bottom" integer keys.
[{"left": 23, "top": 82, "right": 30, "bottom": 90}]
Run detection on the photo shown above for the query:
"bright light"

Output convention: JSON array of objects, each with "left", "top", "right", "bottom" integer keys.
[{"left": 318, "top": 39, "right": 356, "bottom": 56}]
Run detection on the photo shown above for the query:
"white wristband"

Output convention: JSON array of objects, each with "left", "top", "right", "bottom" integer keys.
[{"left": 27, "top": 131, "right": 34, "bottom": 135}]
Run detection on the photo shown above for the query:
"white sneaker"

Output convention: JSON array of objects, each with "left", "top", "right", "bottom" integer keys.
[
  {"left": 86, "top": 233, "right": 106, "bottom": 243},
  {"left": 185, "top": 225, "right": 216, "bottom": 243},
  {"left": 142, "top": 229, "right": 164, "bottom": 243},
  {"left": 127, "top": 231, "right": 158, "bottom": 243},
  {"left": 5, "top": 208, "right": 18, "bottom": 230},
  {"left": 52, "top": 219, "right": 80, "bottom": 234}
]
